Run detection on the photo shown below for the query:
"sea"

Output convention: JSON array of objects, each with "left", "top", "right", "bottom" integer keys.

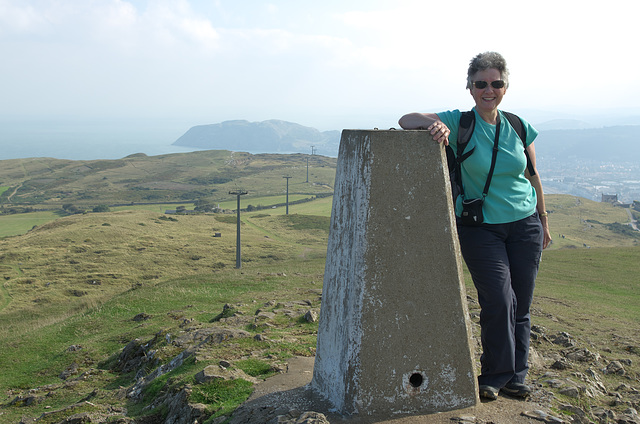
[{"left": 0, "top": 118, "right": 204, "bottom": 161}]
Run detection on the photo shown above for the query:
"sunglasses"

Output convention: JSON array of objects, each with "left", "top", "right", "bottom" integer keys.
[{"left": 472, "top": 80, "right": 506, "bottom": 89}]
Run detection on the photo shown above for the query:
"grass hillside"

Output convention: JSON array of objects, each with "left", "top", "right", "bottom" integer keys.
[
  {"left": 544, "top": 195, "right": 638, "bottom": 249},
  {"left": 0, "top": 151, "right": 638, "bottom": 422},
  {"left": 0, "top": 150, "right": 336, "bottom": 210},
  {"left": 0, "top": 193, "right": 638, "bottom": 422},
  {"left": 0, "top": 209, "right": 330, "bottom": 423}
]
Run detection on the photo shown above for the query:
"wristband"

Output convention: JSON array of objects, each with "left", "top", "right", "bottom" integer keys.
[{"left": 539, "top": 212, "right": 548, "bottom": 217}]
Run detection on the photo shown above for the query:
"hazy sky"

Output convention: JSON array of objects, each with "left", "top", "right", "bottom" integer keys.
[{"left": 2, "top": 0, "right": 639, "bottom": 131}]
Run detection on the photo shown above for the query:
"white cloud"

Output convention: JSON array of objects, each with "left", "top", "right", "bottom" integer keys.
[
  {"left": 141, "top": 0, "right": 219, "bottom": 51},
  {"left": 1, "top": 0, "right": 639, "bottom": 128},
  {"left": 0, "top": 0, "right": 48, "bottom": 34}
]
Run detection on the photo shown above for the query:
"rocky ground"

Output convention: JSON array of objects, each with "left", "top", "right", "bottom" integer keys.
[
  {"left": 7, "top": 292, "right": 640, "bottom": 424},
  {"left": 227, "top": 296, "right": 640, "bottom": 424}
]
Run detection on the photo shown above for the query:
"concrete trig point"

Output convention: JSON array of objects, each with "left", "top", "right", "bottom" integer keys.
[{"left": 311, "top": 130, "right": 478, "bottom": 418}]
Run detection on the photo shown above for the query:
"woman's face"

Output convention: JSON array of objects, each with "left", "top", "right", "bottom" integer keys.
[{"left": 469, "top": 68, "right": 506, "bottom": 115}]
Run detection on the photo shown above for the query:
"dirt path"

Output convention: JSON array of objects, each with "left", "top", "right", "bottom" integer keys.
[
  {"left": 233, "top": 356, "right": 559, "bottom": 424},
  {"left": 5, "top": 183, "right": 22, "bottom": 202},
  {"left": 627, "top": 208, "right": 638, "bottom": 231}
]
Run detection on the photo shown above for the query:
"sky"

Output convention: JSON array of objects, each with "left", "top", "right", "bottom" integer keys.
[{"left": 2, "top": 0, "right": 640, "bottom": 136}]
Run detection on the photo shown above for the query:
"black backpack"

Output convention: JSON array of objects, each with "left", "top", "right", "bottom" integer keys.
[{"left": 446, "top": 111, "right": 535, "bottom": 202}]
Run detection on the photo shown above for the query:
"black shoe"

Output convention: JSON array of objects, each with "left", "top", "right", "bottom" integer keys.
[
  {"left": 501, "top": 382, "right": 531, "bottom": 398},
  {"left": 479, "top": 385, "right": 499, "bottom": 400}
]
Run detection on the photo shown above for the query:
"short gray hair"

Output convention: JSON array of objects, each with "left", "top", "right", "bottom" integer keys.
[{"left": 466, "top": 51, "right": 510, "bottom": 89}]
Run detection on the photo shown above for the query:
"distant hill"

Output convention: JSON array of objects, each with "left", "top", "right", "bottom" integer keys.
[
  {"left": 172, "top": 120, "right": 340, "bottom": 157},
  {"left": 173, "top": 119, "right": 640, "bottom": 164},
  {"left": 535, "top": 119, "right": 592, "bottom": 131}
]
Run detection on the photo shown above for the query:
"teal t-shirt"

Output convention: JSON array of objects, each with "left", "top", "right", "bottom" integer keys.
[{"left": 437, "top": 109, "right": 539, "bottom": 224}]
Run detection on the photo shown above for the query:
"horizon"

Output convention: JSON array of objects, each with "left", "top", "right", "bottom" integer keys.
[
  {"left": 2, "top": 111, "right": 640, "bottom": 162},
  {"left": 2, "top": 108, "right": 640, "bottom": 161}
]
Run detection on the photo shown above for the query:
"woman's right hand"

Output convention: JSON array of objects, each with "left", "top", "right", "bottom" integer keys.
[
  {"left": 427, "top": 121, "right": 450, "bottom": 146},
  {"left": 398, "top": 113, "right": 450, "bottom": 145}
]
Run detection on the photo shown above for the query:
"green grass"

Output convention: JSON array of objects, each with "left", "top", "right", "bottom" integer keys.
[
  {"left": 0, "top": 210, "right": 65, "bottom": 237},
  {"left": 218, "top": 194, "right": 314, "bottom": 210},
  {"left": 0, "top": 193, "right": 638, "bottom": 423},
  {"left": 111, "top": 203, "right": 196, "bottom": 213},
  {"left": 109, "top": 194, "right": 319, "bottom": 214},
  {"left": 544, "top": 195, "right": 636, "bottom": 250},
  {"left": 191, "top": 378, "right": 254, "bottom": 419},
  {"left": 235, "top": 358, "right": 277, "bottom": 378},
  {"left": 535, "top": 247, "right": 640, "bottom": 325},
  {"left": 0, "top": 258, "right": 324, "bottom": 422},
  {"left": 2, "top": 243, "right": 636, "bottom": 422},
  {"left": 0, "top": 151, "right": 336, "bottom": 210},
  {"left": 0, "top": 195, "right": 332, "bottom": 239}
]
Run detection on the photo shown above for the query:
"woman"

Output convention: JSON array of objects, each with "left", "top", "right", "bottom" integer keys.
[{"left": 399, "top": 52, "right": 552, "bottom": 401}]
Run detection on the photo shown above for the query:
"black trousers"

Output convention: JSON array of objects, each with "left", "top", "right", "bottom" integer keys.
[{"left": 457, "top": 212, "right": 543, "bottom": 388}]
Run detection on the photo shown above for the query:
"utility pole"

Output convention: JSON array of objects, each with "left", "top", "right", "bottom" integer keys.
[
  {"left": 306, "top": 145, "right": 315, "bottom": 183},
  {"left": 229, "top": 190, "right": 248, "bottom": 269},
  {"left": 283, "top": 176, "right": 292, "bottom": 215}
]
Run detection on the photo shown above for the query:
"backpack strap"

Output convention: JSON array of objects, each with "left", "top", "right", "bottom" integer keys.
[
  {"left": 503, "top": 111, "right": 536, "bottom": 176},
  {"left": 482, "top": 119, "right": 501, "bottom": 198},
  {"left": 451, "top": 111, "right": 476, "bottom": 199},
  {"left": 457, "top": 111, "right": 476, "bottom": 163}
]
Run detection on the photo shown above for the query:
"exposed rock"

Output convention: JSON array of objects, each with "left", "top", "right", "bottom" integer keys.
[
  {"left": 218, "top": 314, "right": 252, "bottom": 326},
  {"left": 254, "top": 333, "right": 268, "bottom": 341},
  {"left": 255, "top": 311, "right": 277, "bottom": 320},
  {"left": 551, "top": 332, "right": 575, "bottom": 347},
  {"left": 173, "top": 327, "right": 251, "bottom": 347},
  {"left": 180, "top": 318, "right": 195, "bottom": 328},
  {"left": 559, "top": 385, "right": 581, "bottom": 398},
  {"left": 66, "top": 345, "right": 83, "bottom": 352},
  {"left": 617, "top": 408, "right": 640, "bottom": 424},
  {"left": 56, "top": 412, "right": 92, "bottom": 423},
  {"left": 546, "top": 379, "right": 565, "bottom": 389},
  {"left": 450, "top": 415, "right": 477, "bottom": 423},
  {"left": 591, "top": 406, "right": 617, "bottom": 422},
  {"left": 10, "top": 395, "right": 38, "bottom": 406},
  {"left": 113, "top": 338, "right": 157, "bottom": 374},
  {"left": 558, "top": 403, "right": 589, "bottom": 421},
  {"left": 604, "top": 360, "right": 626, "bottom": 375},
  {"left": 303, "top": 310, "right": 318, "bottom": 323},
  {"left": 194, "top": 365, "right": 258, "bottom": 385},
  {"left": 528, "top": 346, "right": 546, "bottom": 370},
  {"left": 13, "top": 292, "right": 637, "bottom": 424},
  {"left": 125, "top": 325, "right": 255, "bottom": 403},
  {"left": 161, "top": 388, "right": 212, "bottom": 424},
  {"left": 132, "top": 313, "right": 151, "bottom": 322},
  {"left": 229, "top": 404, "right": 291, "bottom": 424},
  {"left": 278, "top": 309, "right": 299, "bottom": 318},
  {"left": 565, "top": 347, "right": 600, "bottom": 363},
  {"left": 203, "top": 328, "right": 251, "bottom": 344},
  {"left": 59, "top": 362, "right": 79, "bottom": 380},
  {"left": 522, "top": 409, "right": 566, "bottom": 423},
  {"left": 551, "top": 358, "right": 573, "bottom": 370},
  {"left": 277, "top": 410, "right": 330, "bottom": 424}
]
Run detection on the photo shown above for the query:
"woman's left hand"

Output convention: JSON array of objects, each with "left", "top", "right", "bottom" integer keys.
[{"left": 541, "top": 217, "right": 552, "bottom": 249}]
